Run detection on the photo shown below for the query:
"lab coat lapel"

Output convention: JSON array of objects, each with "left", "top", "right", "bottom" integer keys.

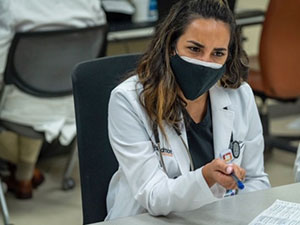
[
  {"left": 210, "top": 85, "right": 235, "bottom": 158},
  {"left": 166, "top": 121, "right": 191, "bottom": 175},
  {"left": 167, "top": 85, "right": 235, "bottom": 175}
]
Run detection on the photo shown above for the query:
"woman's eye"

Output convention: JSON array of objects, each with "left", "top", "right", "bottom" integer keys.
[
  {"left": 188, "top": 46, "right": 200, "bottom": 52},
  {"left": 213, "top": 51, "right": 225, "bottom": 57}
]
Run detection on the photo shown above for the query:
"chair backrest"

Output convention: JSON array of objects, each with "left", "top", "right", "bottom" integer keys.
[
  {"left": 259, "top": 0, "right": 300, "bottom": 98},
  {"left": 4, "top": 25, "right": 108, "bottom": 97},
  {"left": 72, "top": 53, "right": 142, "bottom": 224}
]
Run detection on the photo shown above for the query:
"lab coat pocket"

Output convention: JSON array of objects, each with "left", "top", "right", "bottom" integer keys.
[
  {"left": 161, "top": 148, "right": 181, "bottom": 179},
  {"left": 154, "top": 146, "right": 180, "bottom": 179}
]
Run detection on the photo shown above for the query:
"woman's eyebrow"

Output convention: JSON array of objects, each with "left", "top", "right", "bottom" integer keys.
[
  {"left": 187, "top": 40, "right": 227, "bottom": 51},
  {"left": 187, "top": 40, "right": 204, "bottom": 48},
  {"left": 214, "top": 48, "right": 227, "bottom": 52}
]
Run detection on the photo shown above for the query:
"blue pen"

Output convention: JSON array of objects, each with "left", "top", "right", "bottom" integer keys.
[{"left": 231, "top": 172, "right": 244, "bottom": 190}]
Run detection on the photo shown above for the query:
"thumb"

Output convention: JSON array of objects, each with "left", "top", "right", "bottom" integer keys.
[{"left": 225, "top": 166, "right": 233, "bottom": 174}]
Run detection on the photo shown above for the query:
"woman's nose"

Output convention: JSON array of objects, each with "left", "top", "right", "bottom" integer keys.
[{"left": 198, "top": 53, "right": 212, "bottom": 63}]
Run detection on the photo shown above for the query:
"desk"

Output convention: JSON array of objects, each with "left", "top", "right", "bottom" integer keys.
[
  {"left": 92, "top": 183, "right": 300, "bottom": 225},
  {"left": 107, "top": 10, "right": 265, "bottom": 42}
]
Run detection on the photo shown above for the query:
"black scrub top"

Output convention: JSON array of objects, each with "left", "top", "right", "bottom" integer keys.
[{"left": 185, "top": 98, "right": 214, "bottom": 170}]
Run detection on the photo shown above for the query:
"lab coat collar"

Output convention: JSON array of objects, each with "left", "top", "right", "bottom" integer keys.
[{"left": 209, "top": 84, "right": 232, "bottom": 110}]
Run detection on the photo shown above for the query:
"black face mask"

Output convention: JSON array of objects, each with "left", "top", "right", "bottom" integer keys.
[{"left": 170, "top": 54, "right": 226, "bottom": 100}]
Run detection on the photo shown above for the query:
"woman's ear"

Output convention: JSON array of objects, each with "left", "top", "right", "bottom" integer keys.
[
  {"left": 171, "top": 42, "right": 177, "bottom": 56},
  {"left": 170, "top": 46, "right": 176, "bottom": 56}
]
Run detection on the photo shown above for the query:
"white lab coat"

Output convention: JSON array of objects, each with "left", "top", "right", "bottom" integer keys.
[
  {"left": 0, "top": 0, "right": 106, "bottom": 145},
  {"left": 106, "top": 76, "right": 271, "bottom": 220}
]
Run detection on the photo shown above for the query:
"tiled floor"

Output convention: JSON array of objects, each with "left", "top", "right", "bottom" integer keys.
[
  {"left": 4, "top": 155, "right": 82, "bottom": 225},
  {"left": 1, "top": 0, "right": 300, "bottom": 224}
]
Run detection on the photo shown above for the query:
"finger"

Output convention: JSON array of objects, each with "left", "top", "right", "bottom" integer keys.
[
  {"left": 213, "top": 159, "right": 233, "bottom": 175},
  {"left": 214, "top": 171, "right": 237, "bottom": 189},
  {"left": 223, "top": 178, "right": 237, "bottom": 190},
  {"left": 231, "top": 164, "right": 246, "bottom": 180},
  {"left": 240, "top": 169, "right": 246, "bottom": 181},
  {"left": 227, "top": 182, "right": 237, "bottom": 190}
]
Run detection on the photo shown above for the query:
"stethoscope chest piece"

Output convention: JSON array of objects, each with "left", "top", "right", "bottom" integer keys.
[{"left": 231, "top": 141, "right": 240, "bottom": 158}]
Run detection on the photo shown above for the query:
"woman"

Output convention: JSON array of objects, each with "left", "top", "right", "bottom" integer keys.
[{"left": 106, "top": 0, "right": 270, "bottom": 220}]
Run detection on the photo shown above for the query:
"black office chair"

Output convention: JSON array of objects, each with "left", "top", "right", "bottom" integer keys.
[
  {"left": 1, "top": 24, "right": 108, "bottom": 191},
  {"left": 72, "top": 53, "right": 142, "bottom": 224}
]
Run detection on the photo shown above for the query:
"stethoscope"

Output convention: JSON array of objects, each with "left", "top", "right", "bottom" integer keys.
[
  {"left": 153, "top": 124, "right": 194, "bottom": 174},
  {"left": 229, "top": 133, "right": 243, "bottom": 158},
  {"left": 153, "top": 125, "right": 242, "bottom": 173}
]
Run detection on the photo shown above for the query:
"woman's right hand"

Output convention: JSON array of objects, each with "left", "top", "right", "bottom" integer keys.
[{"left": 202, "top": 158, "right": 245, "bottom": 190}]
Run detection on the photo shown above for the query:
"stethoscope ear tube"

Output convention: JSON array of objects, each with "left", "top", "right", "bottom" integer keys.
[{"left": 153, "top": 123, "right": 194, "bottom": 173}]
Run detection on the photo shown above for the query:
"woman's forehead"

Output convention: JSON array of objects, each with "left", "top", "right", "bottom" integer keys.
[{"left": 180, "top": 18, "right": 231, "bottom": 48}]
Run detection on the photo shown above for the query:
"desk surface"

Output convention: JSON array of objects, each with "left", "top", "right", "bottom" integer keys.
[
  {"left": 108, "top": 10, "right": 265, "bottom": 41},
  {"left": 92, "top": 183, "right": 300, "bottom": 225}
]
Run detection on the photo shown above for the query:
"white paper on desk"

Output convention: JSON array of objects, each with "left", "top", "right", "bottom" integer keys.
[{"left": 248, "top": 199, "right": 300, "bottom": 225}]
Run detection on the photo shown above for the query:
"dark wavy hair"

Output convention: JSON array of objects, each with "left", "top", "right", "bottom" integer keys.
[{"left": 136, "top": 0, "right": 249, "bottom": 137}]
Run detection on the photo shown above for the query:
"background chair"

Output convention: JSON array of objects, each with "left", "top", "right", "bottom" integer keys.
[
  {"left": 0, "top": 180, "right": 10, "bottom": 225},
  {"left": 248, "top": 0, "right": 300, "bottom": 153},
  {"left": 294, "top": 142, "right": 300, "bottom": 182},
  {"left": 72, "top": 53, "right": 141, "bottom": 224},
  {"left": 1, "top": 24, "right": 108, "bottom": 191},
  {"left": 0, "top": 161, "right": 11, "bottom": 225}
]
